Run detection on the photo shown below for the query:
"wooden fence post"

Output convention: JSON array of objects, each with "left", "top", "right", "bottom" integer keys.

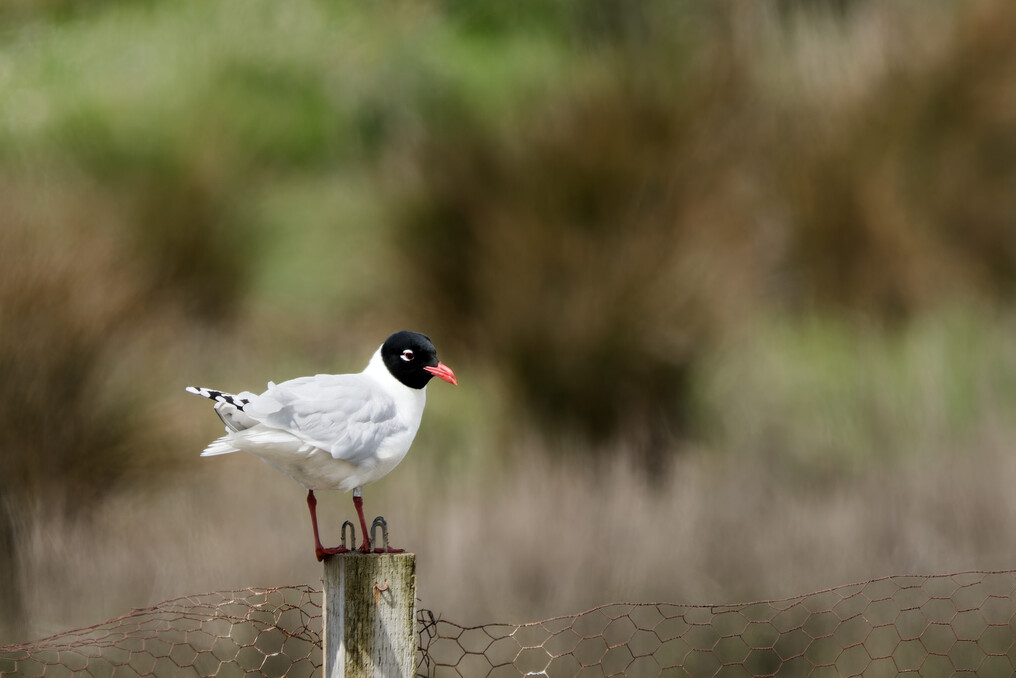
[{"left": 322, "top": 553, "right": 417, "bottom": 678}]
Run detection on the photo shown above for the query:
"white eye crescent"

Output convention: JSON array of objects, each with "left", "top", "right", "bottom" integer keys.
[{"left": 401, "top": 349, "right": 415, "bottom": 362}]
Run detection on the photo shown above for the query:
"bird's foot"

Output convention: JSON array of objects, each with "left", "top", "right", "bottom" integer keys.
[
  {"left": 355, "top": 540, "right": 403, "bottom": 553},
  {"left": 315, "top": 545, "right": 350, "bottom": 561},
  {"left": 313, "top": 520, "right": 359, "bottom": 560}
]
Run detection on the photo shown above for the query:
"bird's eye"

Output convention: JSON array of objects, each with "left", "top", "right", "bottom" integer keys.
[{"left": 400, "top": 349, "right": 414, "bottom": 362}]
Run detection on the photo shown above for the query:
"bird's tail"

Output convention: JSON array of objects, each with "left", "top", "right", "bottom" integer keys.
[
  {"left": 186, "top": 385, "right": 259, "bottom": 433},
  {"left": 199, "top": 435, "right": 240, "bottom": 457}
]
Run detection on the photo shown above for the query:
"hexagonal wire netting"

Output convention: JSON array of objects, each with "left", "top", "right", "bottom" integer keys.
[
  {"left": 2, "top": 570, "right": 1016, "bottom": 677},
  {"left": 415, "top": 570, "right": 1016, "bottom": 677},
  {"left": 0, "top": 587, "right": 322, "bottom": 678}
]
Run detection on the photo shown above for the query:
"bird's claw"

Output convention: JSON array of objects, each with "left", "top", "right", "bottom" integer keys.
[
  {"left": 313, "top": 520, "right": 359, "bottom": 560},
  {"left": 316, "top": 545, "right": 350, "bottom": 561}
]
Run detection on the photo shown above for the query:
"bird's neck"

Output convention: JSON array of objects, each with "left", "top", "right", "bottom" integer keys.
[{"left": 363, "top": 348, "right": 428, "bottom": 419}]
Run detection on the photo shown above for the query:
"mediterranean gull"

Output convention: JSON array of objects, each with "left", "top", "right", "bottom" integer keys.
[{"left": 186, "top": 330, "right": 456, "bottom": 559}]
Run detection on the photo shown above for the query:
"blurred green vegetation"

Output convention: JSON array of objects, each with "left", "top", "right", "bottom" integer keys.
[{"left": 3, "top": 0, "right": 1016, "bottom": 644}]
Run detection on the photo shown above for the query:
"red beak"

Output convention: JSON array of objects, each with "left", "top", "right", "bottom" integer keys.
[{"left": 424, "top": 362, "right": 457, "bottom": 386}]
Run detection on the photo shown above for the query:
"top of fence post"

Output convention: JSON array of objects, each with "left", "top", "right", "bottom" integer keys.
[{"left": 322, "top": 553, "right": 417, "bottom": 678}]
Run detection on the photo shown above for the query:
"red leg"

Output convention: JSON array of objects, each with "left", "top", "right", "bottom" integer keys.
[
  {"left": 353, "top": 494, "right": 372, "bottom": 553},
  {"left": 308, "top": 490, "right": 347, "bottom": 561},
  {"left": 352, "top": 493, "right": 404, "bottom": 554}
]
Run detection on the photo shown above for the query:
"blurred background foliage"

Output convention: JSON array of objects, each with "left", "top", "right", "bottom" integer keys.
[{"left": 3, "top": 0, "right": 1016, "bottom": 645}]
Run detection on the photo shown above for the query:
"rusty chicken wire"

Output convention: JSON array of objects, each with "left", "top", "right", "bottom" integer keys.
[
  {"left": 415, "top": 570, "right": 1016, "bottom": 677},
  {"left": 2, "top": 571, "right": 1016, "bottom": 677},
  {"left": 0, "top": 586, "right": 321, "bottom": 677}
]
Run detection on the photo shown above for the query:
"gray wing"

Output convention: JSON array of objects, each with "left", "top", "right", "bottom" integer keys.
[{"left": 243, "top": 374, "right": 405, "bottom": 464}]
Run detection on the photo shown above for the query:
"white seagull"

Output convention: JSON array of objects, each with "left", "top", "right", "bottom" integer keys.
[{"left": 186, "top": 330, "right": 457, "bottom": 559}]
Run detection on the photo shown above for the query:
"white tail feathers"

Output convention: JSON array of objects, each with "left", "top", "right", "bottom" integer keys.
[{"left": 200, "top": 434, "right": 240, "bottom": 457}]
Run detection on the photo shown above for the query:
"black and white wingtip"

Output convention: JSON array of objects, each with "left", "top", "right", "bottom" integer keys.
[
  {"left": 185, "top": 386, "right": 250, "bottom": 408},
  {"left": 186, "top": 386, "right": 256, "bottom": 432}
]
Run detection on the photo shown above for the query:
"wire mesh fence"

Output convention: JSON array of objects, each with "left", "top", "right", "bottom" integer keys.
[
  {"left": 3, "top": 570, "right": 1016, "bottom": 677},
  {"left": 0, "top": 587, "right": 322, "bottom": 678},
  {"left": 417, "top": 570, "right": 1016, "bottom": 677}
]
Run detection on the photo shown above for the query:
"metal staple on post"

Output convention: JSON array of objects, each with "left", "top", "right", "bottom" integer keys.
[
  {"left": 370, "top": 516, "right": 391, "bottom": 553},
  {"left": 340, "top": 520, "right": 357, "bottom": 551}
]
